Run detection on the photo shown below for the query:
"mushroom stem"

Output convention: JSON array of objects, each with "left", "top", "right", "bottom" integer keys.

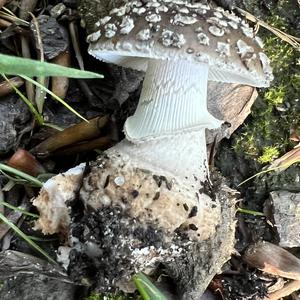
[
  {"left": 125, "top": 59, "right": 222, "bottom": 141},
  {"left": 112, "top": 130, "right": 209, "bottom": 182},
  {"left": 121, "top": 59, "right": 222, "bottom": 182}
]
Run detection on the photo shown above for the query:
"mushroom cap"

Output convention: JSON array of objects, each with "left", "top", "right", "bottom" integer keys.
[{"left": 86, "top": 0, "right": 273, "bottom": 87}]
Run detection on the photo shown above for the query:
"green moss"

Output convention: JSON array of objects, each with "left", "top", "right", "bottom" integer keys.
[
  {"left": 257, "top": 146, "right": 280, "bottom": 164},
  {"left": 232, "top": 2, "right": 300, "bottom": 163}
]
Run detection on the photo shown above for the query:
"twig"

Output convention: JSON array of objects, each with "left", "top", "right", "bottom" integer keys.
[
  {"left": 0, "top": 0, "right": 7, "bottom": 10},
  {"left": 234, "top": 7, "right": 300, "bottom": 51},
  {"left": 31, "top": 115, "right": 110, "bottom": 156},
  {"left": 21, "top": 36, "right": 35, "bottom": 103},
  {"left": 69, "top": 21, "right": 84, "bottom": 70},
  {"left": 266, "top": 280, "right": 300, "bottom": 300},
  {"left": 0, "top": 76, "right": 24, "bottom": 97},
  {"left": 30, "top": 12, "right": 47, "bottom": 113}
]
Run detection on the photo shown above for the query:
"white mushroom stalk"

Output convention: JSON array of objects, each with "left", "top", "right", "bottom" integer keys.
[{"left": 121, "top": 58, "right": 221, "bottom": 181}]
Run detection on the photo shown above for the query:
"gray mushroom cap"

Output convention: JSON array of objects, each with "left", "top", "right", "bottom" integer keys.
[{"left": 86, "top": 0, "right": 273, "bottom": 87}]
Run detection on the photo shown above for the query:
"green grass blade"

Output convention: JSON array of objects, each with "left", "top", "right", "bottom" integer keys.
[
  {"left": 237, "top": 208, "right": 265, "bottom": 217},
  {"left": 0, "top": 163, "right": 43, "bottom": 187},
  {"left": 0, "top": 212, "right": 56, "bottom": 264},
  {"left": 238, "top": 158, "right": 300, "bottom": 186},
  {"left": 133, "top": 273, "right": 168, "bottom": 300},
  {"left": 1, "top": 74, "right": 44, "bottom": 125},
  {"left": 21, "top": 75, "right": 89, "bottom": 123},
  {"left": 0, "top": 201, "right": 39, "bottom": 218},
  {"left": 0, "top": 53, "right": 103, "bottom": 79}
]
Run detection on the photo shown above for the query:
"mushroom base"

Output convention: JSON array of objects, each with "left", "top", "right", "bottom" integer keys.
[
  {"left": 32, "top": 146, "right": 237, "bottom": 298},
  {"left": 67, "top": 150, "right": 237, "bottom": 297}
]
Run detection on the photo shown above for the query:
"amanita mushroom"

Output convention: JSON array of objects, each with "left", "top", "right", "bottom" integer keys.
[
  {"left": 84, "top": 0, "right": 272, "bottom": 182},
  {"left": 34, "top": 1, "right": 273, "bottom": 298}
]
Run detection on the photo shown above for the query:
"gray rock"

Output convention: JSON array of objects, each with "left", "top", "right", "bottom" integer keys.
[
  {"left": 0, "top": 95, "right": 31, "bottom": 155},
  {"left": 0, "top": 250, "right": 77, "bottom": 300},
  {"left": 270, "top": 191, "right": 300, "bottom": 248}
]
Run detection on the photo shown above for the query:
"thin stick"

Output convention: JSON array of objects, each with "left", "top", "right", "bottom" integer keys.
[
  {"left": 0, "top": 0, "right": 7, "bottom": 10},
  {"left": 266, "top": 280, "right": 300, "bottom": 300}
]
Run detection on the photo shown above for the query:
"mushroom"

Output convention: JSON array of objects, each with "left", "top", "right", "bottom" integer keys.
[
  {"left": 85, "top": 0, "right": 273, "bottom": 182},
  {"left": 34, "top": 1, "right": 273, "bottom": 298}
]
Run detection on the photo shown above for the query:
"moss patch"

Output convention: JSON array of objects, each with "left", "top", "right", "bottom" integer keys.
[{"left": 233, "top": 1, "right": 300, "bottom": 164}]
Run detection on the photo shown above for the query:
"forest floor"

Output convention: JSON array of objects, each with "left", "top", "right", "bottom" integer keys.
[{"left": 0, "top": 0, "right": 299, "bottom": 300}]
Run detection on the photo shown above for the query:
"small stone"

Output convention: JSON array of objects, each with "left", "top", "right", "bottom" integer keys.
[{"left": 50, "top": 3, "right": 66, "bottom": 18}]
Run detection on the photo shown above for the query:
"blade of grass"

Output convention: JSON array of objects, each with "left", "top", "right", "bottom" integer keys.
[
  {"left": 237, "top": 208, "right": 265, "bottom": 216},
  {"left": 238, "top": 158, "right": 300, "bottom": 186},
  {"left": 21, "top": 75, "right": 89, "bottom": 123},
  {"left": 0, "top": 163, "right": 43, "bottom": 187},
  {"left": 0, "top": 212, "right": 56, "bottom": 264},
  {"left": 1, "top": 74, "right": 44, "bottom": 125},
  {"left": 0, "top": 201, "right": 39, "bottom": 218},
  {"left": 0, "top": 53, "right": 103, "bottom": 78},
  {"left": 133, "top": 273, "right": 168, "bottom": 300}
]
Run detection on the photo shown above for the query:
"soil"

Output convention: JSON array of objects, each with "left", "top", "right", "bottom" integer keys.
[{"left": 0, "top": 0, "right": 299, "bottom": 300}]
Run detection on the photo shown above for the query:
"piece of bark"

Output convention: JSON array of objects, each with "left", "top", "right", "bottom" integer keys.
[
  {"left": 244, "top": 241, "right": 300, "bottom": 280},
  {"left": 269, "top": 191, "right": 300, "bottom": 248},
  {"left": 0, "top": 77, "right": 24, "bottom": 97},
  {"left": 30, "top": 15, "right": 69, "bottom": 60},
  {"left": 206, "top": 82, "right": 257, "bottom": 144},
  {"left": 51, "top": 50, "right": 71, "bottom": 100},
  {"left": 0, "top": 94, "right": 31, "bottom": 155},
  {"left": 0, "top": 250, "right": 76, "bottom": 300},
  {"left": 265, "top": 280, "right": 300, "bottom": 300},
  {"left": 31, "top": 115, "right": 109, "bottom": 156}
]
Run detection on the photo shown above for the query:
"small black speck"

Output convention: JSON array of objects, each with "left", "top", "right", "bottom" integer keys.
[
  {"left": 188, "top": 206, "right": 198, "bottom": 218},
  {"left": 153, "top": 175, "right": 162, "bottom": 187},
  {"left": 189, "top": 224, "right": 198, "bottom": 231},
  {"left": 212, "top": 204, "right": 217, "bottom": 208},
  {"left": 153, "top": 192, "right": 160, "bottom": 200},
  {"left": 165, "top": 180, "right": 172, "bottom": 190},
  {"left": 131, "top": 190, "right": 139, "bottom": 198},
  {"left": 104, "top": 175, "right": 110, "bottom": 188},
  {"left": 177, "top": 203, "right": 180, "bottom": 206},
  {"left": 183, "top": 203, "right": 189, "bottom": 211},
  {"left": 195, "top": 193, "right": 199, "bottom": 200}
]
